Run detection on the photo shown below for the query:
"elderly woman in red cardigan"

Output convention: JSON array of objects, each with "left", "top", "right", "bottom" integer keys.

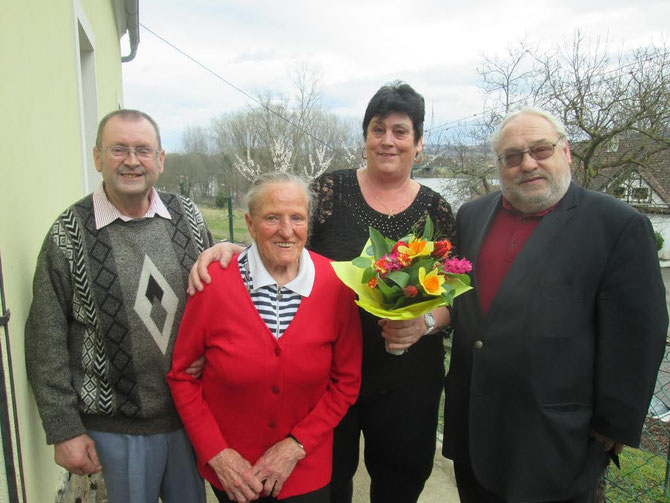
[{"left": 168, "top": 172, "right": 362, "bottom": 503}]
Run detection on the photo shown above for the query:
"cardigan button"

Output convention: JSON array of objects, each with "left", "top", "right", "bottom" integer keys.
[
  {"left": 271, "top": 386, "right": 280, "bottom": 394},
  {"left": 268, "top": 420, "right": 277, "bottom": 429},
  {"left": 474, "top": 340, "right": 484, "bottom": 349},
  {"left": 275, "top": 348, "right": 281, "bottom": 356}
]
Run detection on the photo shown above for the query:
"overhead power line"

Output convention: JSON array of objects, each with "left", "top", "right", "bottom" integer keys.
[
  {"left": 139, "top": 24, "right": 344, "bottom": 154},
  {"left": 139, "top": 24, "right": 666, "bottom": 147}
]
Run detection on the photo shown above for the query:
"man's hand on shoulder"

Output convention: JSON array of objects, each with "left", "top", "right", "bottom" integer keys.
[
  {"left": 54, "top": 434, "right": 101, "bottom": 475},
  {"left": 187, "top": 242, "right": 244, "bottom": 296}
]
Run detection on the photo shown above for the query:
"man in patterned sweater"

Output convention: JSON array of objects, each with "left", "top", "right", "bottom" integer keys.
[{"left": 25, "top": 109, "right": 213, "bottom": 503}]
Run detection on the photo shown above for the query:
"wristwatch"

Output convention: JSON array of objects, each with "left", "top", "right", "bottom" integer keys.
[{"left": 423, "top": 312, "right": 435, "bottom": 335}]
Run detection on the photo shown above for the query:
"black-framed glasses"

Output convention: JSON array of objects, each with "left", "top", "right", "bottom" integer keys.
[
  {"left": 497, "top": 139, "right": 562, "bottom": 168},
  {"left": 100, "top": 145, "right": 159, "bottom": 160}
]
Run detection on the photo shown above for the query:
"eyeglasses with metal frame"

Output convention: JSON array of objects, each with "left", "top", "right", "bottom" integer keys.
[
  {"left": 497, "top": 138, "right": 563, "bottom": 168},
  {"left": 100, "top": 145, "right": 159, "bottom": 160}
]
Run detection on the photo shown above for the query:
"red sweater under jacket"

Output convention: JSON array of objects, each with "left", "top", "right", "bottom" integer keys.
[{"left": 168, "top": 251, "right": 362, "bottom": 499}]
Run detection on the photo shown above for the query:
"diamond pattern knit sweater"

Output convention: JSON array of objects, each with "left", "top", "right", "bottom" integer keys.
[{"left": 25, "top": 192, "right": 213, "bottom": 444}]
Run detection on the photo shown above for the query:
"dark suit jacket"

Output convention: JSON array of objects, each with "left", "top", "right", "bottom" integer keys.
[{"left": 442, "top": 182, "right": 668, "bottom": 502}]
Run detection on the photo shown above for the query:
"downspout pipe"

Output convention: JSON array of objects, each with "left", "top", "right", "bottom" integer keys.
[{"left": 122, "top": 0, "right": 139, "bottom": 62}]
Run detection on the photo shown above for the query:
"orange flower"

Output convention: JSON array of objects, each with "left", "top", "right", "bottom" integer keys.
[
  {"left": 396, "top": 252, "right": 412, "bottom": 267},
  {"left": 367, "top": 277, "right": 378, "bottom": 289},
  {"left": 418, "top": 267, "right": 445, "bottom": 296},
  {"left": 374, "top": 258, "right": 389, "bottom": 275},
  {"left": 398, "top": 238, "right": 434, "bottom": 258}
]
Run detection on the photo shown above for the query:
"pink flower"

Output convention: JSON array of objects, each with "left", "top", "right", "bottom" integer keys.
[
  {"left": 443, "top": 257, "right": 473, "bottom": 274},
  {"left": 377, "top": 253, "right": 404, "bottom": 274}
]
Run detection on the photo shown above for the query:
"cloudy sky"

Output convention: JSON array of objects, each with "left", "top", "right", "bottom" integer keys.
[{"left": 121, "top": 0, "right": 669, "bottom": 151}]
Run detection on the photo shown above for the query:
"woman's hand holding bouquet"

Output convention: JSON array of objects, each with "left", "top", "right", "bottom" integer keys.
[{"left": 332, "top": 216, "right": 473, "bottom": 354}]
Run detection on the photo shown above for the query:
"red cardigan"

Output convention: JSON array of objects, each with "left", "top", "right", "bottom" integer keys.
[{"left": 168, "top": 251, "right": 362, "bottom": 499}]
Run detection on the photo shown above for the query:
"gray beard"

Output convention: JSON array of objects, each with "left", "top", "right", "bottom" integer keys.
[{"left": 501, "top": 169, "right": 572, "bottom": 214}]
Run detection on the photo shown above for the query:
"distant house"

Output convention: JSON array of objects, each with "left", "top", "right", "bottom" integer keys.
[
  {"left": 0, "top": 1, "right": 139, "bottom": 501},
  {"left": 585, "top": 144, "right": 670, "bottom": 260}
]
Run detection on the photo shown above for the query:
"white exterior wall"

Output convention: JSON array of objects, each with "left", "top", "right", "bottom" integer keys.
[{"left": 649, "top": 214, "right": 670, "bottom": 261}]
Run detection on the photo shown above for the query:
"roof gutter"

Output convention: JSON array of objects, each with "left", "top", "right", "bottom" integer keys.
[{"left": 121, "top": 0, "right": 139, "bottom": 62}]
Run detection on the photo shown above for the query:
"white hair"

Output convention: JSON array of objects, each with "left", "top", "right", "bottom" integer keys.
[
  {"left": 245, "top": 172, "right": 313, "bottom": 218},
  {"left": 490, "top": 107, "right": 568, "bottom": 154}
]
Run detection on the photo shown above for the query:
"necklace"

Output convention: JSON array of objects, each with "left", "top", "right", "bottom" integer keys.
[{"left": 365, "top": 171, "right": 415, "bottom": 219}]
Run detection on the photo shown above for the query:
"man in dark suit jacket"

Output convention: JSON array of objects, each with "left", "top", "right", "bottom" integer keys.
[{"left": 442, "top": 107, "right": 668, "bottom": 503}]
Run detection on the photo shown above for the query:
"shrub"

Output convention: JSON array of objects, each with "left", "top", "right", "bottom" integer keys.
[{"left": 655, "top": 231, "right": 664, "bottom": 252}]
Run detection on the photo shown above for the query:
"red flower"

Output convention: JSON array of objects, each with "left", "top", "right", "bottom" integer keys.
[
  {"left": 432, "top": 239, "right": 453, "bottom": 258},
  {"left": 403, "top": 285, "right": 418, "bottom": 298},
  {"left": 392, "top": 241, "right": 407, "bottom": 254}
]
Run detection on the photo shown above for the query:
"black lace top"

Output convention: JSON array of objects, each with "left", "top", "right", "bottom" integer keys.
[{"left": 309, "top": 169, "right": 457, "bottom": 395}]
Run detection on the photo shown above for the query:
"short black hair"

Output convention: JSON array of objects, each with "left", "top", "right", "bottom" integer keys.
[{"left": 362, "top": 81, "right": 425, "bottom": 145}]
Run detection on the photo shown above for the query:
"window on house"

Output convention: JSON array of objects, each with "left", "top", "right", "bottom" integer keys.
[
  {"left": 612, "top": 186, "right": 626, "bottom": 198},
  {"left": 632, "top": 187, "right": 649, "bottom": 201}
]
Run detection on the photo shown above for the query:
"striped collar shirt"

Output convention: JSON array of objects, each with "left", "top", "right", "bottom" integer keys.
[
  {"left": 238, "top": 242, "right": 315, "bottom": 339},
  {"left": 92, "top": 184, "right": 171, "bottom": 230}
]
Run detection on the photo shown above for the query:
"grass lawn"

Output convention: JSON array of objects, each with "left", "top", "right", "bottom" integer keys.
[
  {"left": 200, "top": 204, "right": 251, "bottom": 244},
  {"left": 605, "top": 447, "right": 670, "bottom": 502}
]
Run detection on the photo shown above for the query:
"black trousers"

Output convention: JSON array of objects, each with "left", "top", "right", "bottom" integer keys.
[
  {"left": 329, "top": 377, "right": 443, "bottom": 503},
  {"left": 211, "top": 484, "right": 329, "bottom": 503},
  {"left": 453, "top": 462, "right": 596, "bottom": 503}
]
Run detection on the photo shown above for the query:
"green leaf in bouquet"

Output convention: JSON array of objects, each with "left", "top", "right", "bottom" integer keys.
[
  {"left": 441, "top": 291, "right": 455, "bottom": 306},
  {"left": 376, "top": 277, "right": 401, "bottom": 301},
  {"left": 385, "top": 237, "right": 396, "bottom": 249},
  {"left": 447, "top": 272, "right": 472, "bottom": 286},
  {"left": 386, "top": 270, "right": 410, "bottom": 288},
  {"left": 361, "top": 267, "right": 376, "bottom": 284},
  {"left": 443, "top": 274, "right": 473, "bottom": 299},
  {"left": 392, "top": 295, "right": 413, "bottom": 310},
  {"left": 422, "top": 215, "right": 434, "bottom": 240},
  {"left": 404, "top": 258, "right": 438, "bottom": 282},
  {"left": 369, "top": 226, "right": 391, "bottom": 259},
  {"left": 352, "top": 256, "right": 372, "bottom": 268}
]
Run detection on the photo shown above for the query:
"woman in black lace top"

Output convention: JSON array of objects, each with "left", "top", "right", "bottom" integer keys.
[
  {"left": 309, "top": 82, "right": 455, "bottom": 503},
  {"left": 188, "top": 82, "right": 456, "bottom": 503}
]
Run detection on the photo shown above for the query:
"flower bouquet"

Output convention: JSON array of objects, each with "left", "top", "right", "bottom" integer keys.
[{"left": 331, "top": 216, "right": 473, "bottom": 353}]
